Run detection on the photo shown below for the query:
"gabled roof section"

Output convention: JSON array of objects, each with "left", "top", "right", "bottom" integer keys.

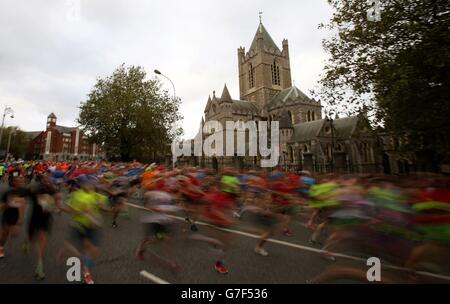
[
  {"left": 268, "top": 86, "right": 313, "bottom": 110},
  {"left": 231, "top": 100, "right": 259, "bottom": 114},
  {"left": 333, "top": 116, "right": 359, "bottom": 139},
  {"left": 249, "top": 22, "right": 280, "bottom": 53},
  {"left": 289, "top": 119, "right": 326, "bottom": 143}
]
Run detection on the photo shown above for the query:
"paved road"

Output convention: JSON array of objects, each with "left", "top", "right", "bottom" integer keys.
[{"left": 1, "top": 197, "right": 449, "bottom": 284}]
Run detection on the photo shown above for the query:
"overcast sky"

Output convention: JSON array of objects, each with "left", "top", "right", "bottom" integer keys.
[{"left": 0, "top": 0, "right": 333, "bottom": 138}]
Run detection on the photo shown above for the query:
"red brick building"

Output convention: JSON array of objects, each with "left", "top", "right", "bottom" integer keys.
[{"left": 26, "top": 113, "right": 104, "bottom": 161}]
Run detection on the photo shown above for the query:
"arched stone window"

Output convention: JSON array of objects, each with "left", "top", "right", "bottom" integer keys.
[
  {"left": 326, "top": 144, "right": 333, "bottom": 163},
  {"left": 271, "top": 59, "right": 281, "bottom": 85},
  {"left": 288, "top": 110, "right": 294, "bottom": 125},
  {"left": 288, "top": 146, "right": 294, "bottom": 163},
  {"left": 248, "top": 64, "right": 255, "bottom": 88},
  {"left": 312, "top": 111, "right": 316, "bottom": 121},
  {"left": 307, "top": 110, "right": 311, "bottom": 122},
  {"left": 362, "top": 143, "right": 372, "bottom": 163}
]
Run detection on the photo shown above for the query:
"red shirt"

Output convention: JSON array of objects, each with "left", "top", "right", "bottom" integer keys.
[{"left": 415, "top": 188, "right": 450, "bottom": 204}]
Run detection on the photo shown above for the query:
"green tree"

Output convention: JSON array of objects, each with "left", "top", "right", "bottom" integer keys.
[
  {"left": 315, "top": 0, "right": 449, "bottom": 171},
  {"left": 0, "top": 127, "right": 28, "bottom": 160},
  {"left": 78, "top": 64, "right": 182, "bottom": 162}
]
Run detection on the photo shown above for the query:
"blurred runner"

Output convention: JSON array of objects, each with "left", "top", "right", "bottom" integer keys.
[
  {"left": 27, "top": 172, "right": 63, "bottom": 280},
  {"left": 135, "top": 190, "right": 180, "bottom": 272},
  {"left": 0, "top": 175, "right": 28, "bottom": 259},
  {"left": 58, "top": 177, "right": 110, "bottom": 284}
]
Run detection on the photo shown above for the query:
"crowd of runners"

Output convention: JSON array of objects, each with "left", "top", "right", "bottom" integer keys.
[{"left": 0, "top": 160, "right": 449, "bottom": 283}]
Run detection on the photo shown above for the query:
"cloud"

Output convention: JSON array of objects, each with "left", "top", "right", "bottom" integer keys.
[{"left": 0, "top": 0, "right": 333, "bottom": 139}]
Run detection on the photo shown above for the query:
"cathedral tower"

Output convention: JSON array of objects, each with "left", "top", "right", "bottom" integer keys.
[{"left": 238, "top": 19, "right": 292, "bottom": 109}]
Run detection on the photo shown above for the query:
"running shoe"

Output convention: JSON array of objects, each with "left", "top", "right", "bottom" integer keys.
[
  {"left": 254, "top": 246, "right": 269, "bottom": 256},
  {"left": 112, "top": 221, "right": 118, "bottom": 228},
  {"left": 322, "top": 254, "right": 336, "bottom": 261},
  {"left": 305, "top": 223, "right": 317, "bottom": 230},
  {"left": 190, "top": 224, "right": 198, "bottom": 232},
  {"left": 215, "top": 262, "right": 229, "bottom": 274},
  {"left": 0, "top": 247, "right": 4, "bottom": 258},
  {"left": 135, "top": 248, "right": 145, "bottom": 260},
  {"left": 283, "top": 229, "right": 293, "bottom": 236},
  {"left": 170, "top": 262, "right": 181, "bottom": 274},
  {"left": 84, "top": 271, "right": 94, "bottom": 284},
  {"left": 35, "top": 263, "right": 46, "bottom": 281},
  {"left": 308, "top": 238, "right": 322, "bottom": 246}
]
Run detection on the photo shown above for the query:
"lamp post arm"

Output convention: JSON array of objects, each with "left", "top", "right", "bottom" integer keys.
[
  {"left": 160, "top": 73, "right": 176, "bottom": 100},
  {"left": 0, "top": 106, "right": 8, "bottom": 152}
]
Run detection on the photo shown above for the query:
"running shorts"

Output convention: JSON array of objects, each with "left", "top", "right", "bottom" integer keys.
[
  {"left": 1, "top": 208, "right": 19, "bottom": 227},
  {"left": 28, "top": 212, "right": 53, "bottom": 238}
]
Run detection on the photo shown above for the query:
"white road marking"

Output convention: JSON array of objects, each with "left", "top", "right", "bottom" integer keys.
[
  {"left": 140, "top": 270, "right": 170, "bottom": 284},
  {"left": 127, "top": 202, "right": 450, "bottom": 282}
]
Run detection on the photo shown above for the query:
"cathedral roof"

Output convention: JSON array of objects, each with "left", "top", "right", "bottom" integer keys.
[
  {"left": 249, "top": 22, "right": 280, "bottom": 53},
  {"left": 333, "top": 116, "right": 359, "bottom": 139},
  {"left": 204, "top": 95, "right": 212, "bottom": 113},
  {"left": 289, "top": 116, "right": 361, "bottom": 143},
  {"left": 231, "top": 100, "right": 259, "bottom": 114},
  {"left": 220, "top": 84, "right": 233, "bottom": 103},
  {"left": 290, "top": 119, "right": 326, "bottom": 143},
  {"left": 268, "top": 86, "right": 312, "bottom": 110}
]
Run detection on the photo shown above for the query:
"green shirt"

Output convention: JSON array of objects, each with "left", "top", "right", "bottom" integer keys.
[
  {"left": 308, "top": 182, "right": 340, "bottom": 209},
  {"left": 68, "top": 190, "right": 107, "bottom": 230},
  {"left": 221, "top": 175, "right": 239, "bottom": 194}
]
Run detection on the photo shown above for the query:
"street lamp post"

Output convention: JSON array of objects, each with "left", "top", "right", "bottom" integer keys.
[
  {"left": 0, "top": 106, "right": 14, "bottom": 159},
  {"left": 154, "top": 69, "right": 178, "bottom": 168},
  {"left": 5, "top": 127, "right": 17, "bottom": 162},
  {"left": 154, "top": 69, "right": 176, "bottom": 100}
]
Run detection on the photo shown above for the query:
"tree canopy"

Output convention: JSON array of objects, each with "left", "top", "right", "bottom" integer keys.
[
  {"left": 78, "top": 64, "right": 182, "bottom": 162},
  {"left": 0, "top": 127, "right": 28, "bottom": 160},
  {"left": 315, "top": 0, "right": 449, "bottom": 170}
]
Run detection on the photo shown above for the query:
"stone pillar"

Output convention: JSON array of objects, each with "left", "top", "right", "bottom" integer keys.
[
  {"left": 74, "top": 128, "right": 80, "bottom": 156},
  {"left": 333, "top": 152, "right": 347, "bottom": 173},
  {"left": 303, "top": 152, "right": 314, "bottom": 172},
  {"left": 44, "top": 131, "right": 52, "bottom": 159}
]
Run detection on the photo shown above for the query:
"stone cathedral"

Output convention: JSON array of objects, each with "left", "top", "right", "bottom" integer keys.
[{"left": 190, "top": 20, "right": 381, "bottom": 173}]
